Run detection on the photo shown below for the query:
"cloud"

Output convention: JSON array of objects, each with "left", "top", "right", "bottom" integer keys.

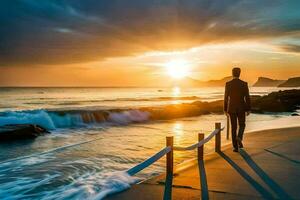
[
  {"left": 280, "top": 44, "right": 300, "bottom": 53},
  {"left": 0, "top": 0, "right": 300, "bottom": 66}
]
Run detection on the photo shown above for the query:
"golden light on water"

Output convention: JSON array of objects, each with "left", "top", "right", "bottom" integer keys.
[
  {"left": 172, "top": 86, "right": 181, "bottom": 104},
  {"left": 172, "top": 86, "right": 181, "bottom": 96},
  {"left": 165, "top": 59, "right": 190, "bottom": 79},
  {"left": 173, "top": 123, "right": 183, "bottom": 136}
]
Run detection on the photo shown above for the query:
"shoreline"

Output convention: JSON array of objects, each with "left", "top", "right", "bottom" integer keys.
[
  {"left": 104, "top": 124, "right": 300, "bottom": 199},
  {"left": 141, "top": 125, "right": 300, "bottom": 183}
]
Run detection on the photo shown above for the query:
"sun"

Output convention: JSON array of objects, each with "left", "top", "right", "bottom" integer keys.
[{"left": 165, "top": 59, "right": 190, "bottom": 79}]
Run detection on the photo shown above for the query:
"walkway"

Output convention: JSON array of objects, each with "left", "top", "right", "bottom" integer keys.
[{"left": 106, "top": 127, "right": 300, "bottom": 199}]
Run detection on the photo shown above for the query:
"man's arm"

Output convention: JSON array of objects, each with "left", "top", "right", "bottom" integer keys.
[
  {"left": 224, "top": 83, "right": 229, "bottom": 113},
  {"left": 245, "top": 83, "right": 251, "bottom": 112}
]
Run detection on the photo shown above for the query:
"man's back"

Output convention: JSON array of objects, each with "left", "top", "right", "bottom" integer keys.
[
  {"left": 224, "top": 78, "right": 251, "bottom": 113},
  {"left": 225, "top": 68, "right": 251, "bottom": 152}
]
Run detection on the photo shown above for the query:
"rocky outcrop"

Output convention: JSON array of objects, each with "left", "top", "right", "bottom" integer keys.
[
  {"left": 144, "top": 89, "right": 300, "bottom": 119},
  {"left": 278, "top": 77, "right": 300, "bottom": 87},
  {"left": 0, "top": 124, "right": 49, "bottom": 141},
  {"left": 251, "top": 89, "right": 300, "bottom": 112},
  {"left": 253, "top": 77, "right": 285, "bottom": 87}
]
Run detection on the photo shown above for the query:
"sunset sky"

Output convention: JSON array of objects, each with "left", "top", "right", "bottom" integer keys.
[{"left": 0, "top": 0, "right": 300, "bottom": 87}]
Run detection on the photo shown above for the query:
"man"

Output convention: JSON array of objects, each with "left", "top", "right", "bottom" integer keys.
[{"left": 224, "top": 67, "right": 251, "bottom": 152}]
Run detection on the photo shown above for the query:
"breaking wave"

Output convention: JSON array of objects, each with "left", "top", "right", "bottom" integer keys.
[
  {"left": 0, "top": 100, "right": 224, "bottom": 130},
  {"left": 0, "top": 109, "right": 151, "bottom": 130}
]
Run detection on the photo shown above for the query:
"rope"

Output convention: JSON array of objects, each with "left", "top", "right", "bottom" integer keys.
[
  {"left": 173, "top": 127, "right": 225, "bottom": 151},
  {"left": 125, "top": 127, "right": 224, "bottom": 176},
  {"left": 126, "top": 146, "right": 171, "bottom": 176},
  {"left": 130, "top": 124, "right": 213, "bottom": 135}
]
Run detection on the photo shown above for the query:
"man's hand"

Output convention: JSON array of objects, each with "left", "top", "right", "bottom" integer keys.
[{"left": 246, "top": 111, "right": 251, "bottom": 116}]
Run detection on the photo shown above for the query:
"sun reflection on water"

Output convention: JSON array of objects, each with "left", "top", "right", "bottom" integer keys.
[
  {"left": 171, "top": 122, "right": 193, "bottom": 161},
  {"left": 172, "top": 122, "right": 185, "bottom": 147},
  {"left": 173, "top": 123, "right": 183, "bottom": 136},
  {"left": 172, "top": 87, "right": 181, "bottom": 104},
  {"left": 172, "top": 87, "right": 181, "bottom": 96}
]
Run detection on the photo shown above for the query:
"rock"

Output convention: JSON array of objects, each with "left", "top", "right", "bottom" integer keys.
[
  {"left": 251, "top": 89, "right": 300, "bottom": 112},
  {"left": 142, "top": 89, "right": 300, "bottom": 120},
  {"left": 291, "top": 113, "right": 299, "bottom": 116},
  {"left": 0, "top": 124, "right": 49, "bottom": 141},
  {"left": 253, "top": 77, "right": 285, "bottom": 87},
  {"left": 278, "top": 77, "right": 300, "bottom": 87}
]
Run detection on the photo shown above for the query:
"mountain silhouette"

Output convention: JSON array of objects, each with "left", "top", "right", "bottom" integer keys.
[
  {"left": 278, "top": 77, "right": 300, "bottom": 87},
  {"left": 253, "top": 77, "right": 285, "bottom": 87},
  {"left": 173, "top": 76, "right": 232, "bottom": 87}
]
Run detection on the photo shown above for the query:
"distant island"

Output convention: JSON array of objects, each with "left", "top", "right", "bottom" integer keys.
[
  {"left": 278, "top": 77, "right": 300, "bottom": 87},
  {"left": 253, "top": 76, "right": 300, "bottom": 87},
  {"left": 253, "top": 77, "right": 285, "bottom": 87},
  {"left": 174, "top": 76, "right": 300, "bottom": 88},
  {"left": 175, "top": 76, "right": 232, "bottom": 87}
]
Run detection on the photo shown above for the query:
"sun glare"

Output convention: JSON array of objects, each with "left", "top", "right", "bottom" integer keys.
[
  {"left": 172, "top": 86, "right": 181, "bottom": 96},
  {"left": 165, "top": 59, "right": 190, "bottom": 79}
]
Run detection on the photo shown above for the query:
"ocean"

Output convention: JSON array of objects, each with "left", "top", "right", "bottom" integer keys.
[{"left": 0, "top": 87, "right": 299, "bottom": 199}]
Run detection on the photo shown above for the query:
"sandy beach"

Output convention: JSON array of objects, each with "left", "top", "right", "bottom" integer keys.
[{"left": 106, "top": 126, "right": 300, "bottom": 200}]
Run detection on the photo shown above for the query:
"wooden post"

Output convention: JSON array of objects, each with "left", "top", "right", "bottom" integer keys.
[
  {"left": 215, "top": 122, "right": 221, "bottom": 152},
  {"left": 226, "top": 115, "right": 230, "bottom": 140},
  {"left": 198, "top": 133, "right": 204, "bottom": 161},
  {"left": 166, "top": 136, "right": 173, "bottom": 175}
]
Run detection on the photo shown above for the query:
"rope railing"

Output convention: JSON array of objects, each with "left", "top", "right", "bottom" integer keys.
[
  {"left": 173, "top": 127, "right": 224, "bottom": 151},
  {"left": 126, "top": 146, "right": 171, "bottom": 176},
  {"left": 124, "top": 122, "right": 225, "bottom": 177}
]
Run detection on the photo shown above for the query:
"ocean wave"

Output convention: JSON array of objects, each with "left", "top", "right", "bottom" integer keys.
[
  {"left": 49, "top": 96, "right": 201, "bottom": 105},
  {"left": 91, "top": 171, "right": 141, "bottom": 200},
  {"left": 0, "top": 109, "right": 151, "bottom": 130},
  {"left": 0, "top": 155, "right": 140, "bottom": 200},
  {"left": 0, "top": 100, "right": 224, "bottom": 130}
]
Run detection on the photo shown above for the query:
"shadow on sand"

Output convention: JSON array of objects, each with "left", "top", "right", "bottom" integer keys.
[
  {"left": 265, "top": 148, "right": 300, "bottom": 165},
  {"left": 239, "top": 149, "right": 292, "bottom": 200},
  {"left": 198, "top": 160, "right": 209, "bottom": 200},
  {"left": 162, "top": 159, "right": 209, "bottom": 200},
  {"left": 163, "top": 150, "right": 292, "bottom": 199},
  {"left": 163, "top": 173, "right": 173, "bottom": 200},
  {"left": 218, "top": 151, "right": 275, "bottom": 199}
]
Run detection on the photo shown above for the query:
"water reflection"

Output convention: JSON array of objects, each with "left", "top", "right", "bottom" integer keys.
[
  {"left": 173, "top": 123, "right": 183, "bottom": 136},
  {"left": 171, "top": 122, "right": 191, "bottom": 161},
  {"left": 172, "top": 87, "right": 181, "bottom": 96},
  {"left": 172, "top": 87, "right": 181, "bottom": 104}
]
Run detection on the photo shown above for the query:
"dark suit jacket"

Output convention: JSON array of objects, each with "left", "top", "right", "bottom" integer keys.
[{"left": 224, "top": 78, "right": 251, "bottom": 113}]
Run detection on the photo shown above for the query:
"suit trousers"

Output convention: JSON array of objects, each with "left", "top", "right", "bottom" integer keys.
[{"left": 229, "top": 112, "right": 246, "bottom": 149}]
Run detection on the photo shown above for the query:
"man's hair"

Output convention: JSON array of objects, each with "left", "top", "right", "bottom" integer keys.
[{"left": 232, "top": 67, "right": 241, "bottom": 78}]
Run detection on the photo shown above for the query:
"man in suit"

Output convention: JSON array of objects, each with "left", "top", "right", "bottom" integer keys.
[{"left": 224, "top": 67, "right": 251, "bottom": 152}]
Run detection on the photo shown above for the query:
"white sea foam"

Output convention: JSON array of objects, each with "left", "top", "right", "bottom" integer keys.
[
  {"left": 0, "top": 165, "right": 141, "bottom": 200},
  {"left": 91, "top": 171, "right": 141, "bottom": 200},
  {"left": 0, "top": 109, "right": 150, "bottom": 130},
  {"left": 52, "top": 171, "right": 140, "bottom": 200},
  {"left": 0, "top": 110, "right": 57, "bottom": 129},
  {"left": 108, "top": 110, "right": 150, "bottom": 124}
]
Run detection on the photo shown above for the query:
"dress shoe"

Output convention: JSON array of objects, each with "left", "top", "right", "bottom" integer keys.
[{"left": 237, "top": 137, "right": 244, "bottom": 148}]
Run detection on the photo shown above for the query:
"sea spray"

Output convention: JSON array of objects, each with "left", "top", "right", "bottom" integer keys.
[
  {"left": 91, "top": 171, "right": 141, "bottom": 200},
  {"left": 2, "top": 89, "right": 298, "bottom": 131},
  {"left": 0, "top": 109, "right": 150, "bottom": 130},
  {"left": 0, "top": 153, "right": 142, "bottom": 200},
  {"left": 0, "top": 110, "right": 56, "bottom": 129},
  {"left": 108, "top": 110, "right": 150, "bottom": 124}
]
